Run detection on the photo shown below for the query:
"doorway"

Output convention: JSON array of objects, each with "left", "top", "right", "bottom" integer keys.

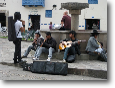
[
  {"left": 0, "top": 13, "right": 6, "bottom": 27},
  {"left": 29, "top": 15, "right": 40, "bottom": 31},
  {"left": 85, "top": 19, "right": 100, "bottom": 30}
]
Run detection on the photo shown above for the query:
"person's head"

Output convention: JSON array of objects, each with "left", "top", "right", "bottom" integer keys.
[
  {"left": 35, "top": 30, "right": 41, "bottom": 38},
  {"left": 91, "top": 33, "right": 98, "bottom": 38},
  {"left": 50, "top": 22, "right": 52, "bottom": 25},
  {"left": 46, "top": 32, "right": 51, "bottom": 39},
  {"left": 14, "top": 12, "right": 21, "bottom": 22},
  {"left": 69, "top": 31, "right": 76, "bottom": 38},
  {"left": 99, "top": 42, "right": 103, "bottom": 48},
  {"left": 91, "top": 30, "right": 99, "bottom": 38},
  {"left": 63, "top": 11, "right": 68, "bottom": 16},
  {"left": 28, "top": 27, "right": 31, "bottom": 31},
  {"left": 35, "top": 34, "right": 40, "bottom": 39}
]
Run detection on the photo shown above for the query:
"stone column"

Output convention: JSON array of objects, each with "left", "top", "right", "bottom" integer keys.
[{"left": 69, "top": 10, "right": 81, "bottom": 32}]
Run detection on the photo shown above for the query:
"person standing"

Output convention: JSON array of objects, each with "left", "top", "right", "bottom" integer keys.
[
  {"left": 61, "top": 11, "right": 71, "bottom": 30},
  {"left": 13, "top": 12, "right": 25, "bottom": 64}
]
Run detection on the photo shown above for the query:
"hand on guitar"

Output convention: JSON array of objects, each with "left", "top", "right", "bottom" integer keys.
[{"left": 62, "top": 41, "right": 66, "bottom": 45}]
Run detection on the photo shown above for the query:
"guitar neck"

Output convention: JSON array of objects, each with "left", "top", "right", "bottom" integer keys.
[{"left": 72, "top": 40, "right": 86, "bottom": 44}]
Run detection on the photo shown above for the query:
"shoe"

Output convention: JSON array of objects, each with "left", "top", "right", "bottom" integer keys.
[
  {"left": 32, "top": 57, "right": 39, "bottom": 61},
  {"left": 47, "top": 58, "right": 50, "bottom": 61},
  {"left": 63, "top": 59, "right": 66, "bottom": 62},
  {"left": 32, "top": 57, "right": 36, "bottom": 61},
  {"left": 21, "top": 55, "right": 27, "bottom": 58}
]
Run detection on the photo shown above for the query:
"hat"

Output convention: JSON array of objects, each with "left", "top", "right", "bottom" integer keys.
[
  {"left": 35, "top": 30, "right": 41, "bottom": 36},
  {"left": 91, "top": 30, "right": 100, "bottom": 35}
]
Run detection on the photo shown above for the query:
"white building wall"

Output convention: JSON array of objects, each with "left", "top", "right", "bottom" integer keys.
[{"left": 0, "top": 0, "right": 107, "bottom": 31}]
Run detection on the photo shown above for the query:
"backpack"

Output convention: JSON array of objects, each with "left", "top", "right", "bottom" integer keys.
[{"left": 8, "top": 16, "right": 17, "bottom": 41}]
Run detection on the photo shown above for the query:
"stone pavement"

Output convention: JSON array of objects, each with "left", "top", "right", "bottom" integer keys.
[{"left": 0, "top": 38, "right": 107, "bottom": 79}]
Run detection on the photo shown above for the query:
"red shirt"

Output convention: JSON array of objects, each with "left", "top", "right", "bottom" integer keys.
[{"left": 61, "top": 15, "right": 71, "bottom": 30}]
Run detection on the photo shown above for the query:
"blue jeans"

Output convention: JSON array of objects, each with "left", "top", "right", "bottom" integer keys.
[
  {"left": 35, "top": 47, "right": 55, "bottom": 59},
  {"left": 63, "top": 47, "right": 76, "bottom": 60}
]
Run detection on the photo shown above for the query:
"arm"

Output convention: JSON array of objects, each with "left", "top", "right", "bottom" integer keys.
[
  {"left": 20, "top": 20, "right": 25, "bottom": 32},
  {"left": 61, "top": 22, "right": 64, "bottom": 27},
  {"left": 43, "top": 39, "right": 56, "bottom": 48},
  {"left": 90, "top": 38, "right": 99, "bottom": 49},
  {"left": 61, "top": 16, "right": 65, "bottom": 27}
]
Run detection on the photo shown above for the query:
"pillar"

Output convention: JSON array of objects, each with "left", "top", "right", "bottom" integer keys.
[{"left": 69, "top": 10, "right": 81, "bottom": 32}]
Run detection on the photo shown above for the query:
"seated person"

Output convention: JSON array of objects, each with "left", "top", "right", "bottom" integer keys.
[
  {"left": 49, "top": 22, "right": 53, "bottom": 30},
  {"left": 61, "top": 11, "right": 71, "bottom": 30},
  {"left": 94, "top": 42, "right": 107, "bottom": 62},
  {"left": 22, "top": 30, "right": 44, "bottom": 58},
  {"left": 33, "top": 32, "right": 57, "bottom": 61},
  {"left": 25, "top": 26, "right": 34, "bottom": 41},
  {"left": 61, "top": 31, "right": 81, "bottom": 62},
  {"left": 85, "top": 30, "right": 107, "bottom": 62}
]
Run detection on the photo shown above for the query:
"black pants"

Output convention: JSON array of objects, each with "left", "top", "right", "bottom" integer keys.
[{"left": 13, "top": 38, "right": 22, "bottom": 62}]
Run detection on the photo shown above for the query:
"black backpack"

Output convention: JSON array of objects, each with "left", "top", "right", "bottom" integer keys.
[{"left": 8, "top": 16, "right": 17, "bottom": 41}]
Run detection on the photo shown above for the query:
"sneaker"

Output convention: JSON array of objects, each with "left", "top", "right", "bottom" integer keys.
[
  {"left": 32, "top": 57, "right": 36, "bottom": 61},
  {"left": 63, "top": 59, "right": 66, "bottom": 62},
  {"left": 32, "top": 57, "right": 39, "bottom": 61},
  {"left": 47, "top": 58, "right": 50, "bottom": 61}
]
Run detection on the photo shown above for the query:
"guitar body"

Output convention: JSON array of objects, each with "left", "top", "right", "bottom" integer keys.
[
  {"left": 59, "top": 41, "right": 72, "bottom": 50},
  {"left": 59, "top": 40, "right": 86, "bottom": 50}
]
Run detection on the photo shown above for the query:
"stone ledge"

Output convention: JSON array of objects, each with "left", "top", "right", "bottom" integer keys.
[{"left": 30, "top": 51, "right": 99, "bottom": 60}]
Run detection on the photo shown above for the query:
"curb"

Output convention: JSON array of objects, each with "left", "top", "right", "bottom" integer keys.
[{"left": 0, "top": 62, "right": 107, "bottom": 79}]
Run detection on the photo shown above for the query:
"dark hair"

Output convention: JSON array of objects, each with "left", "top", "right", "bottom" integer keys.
[
  {"left": 69, "top": 30, "right": 76, "bottom": 37},
  {"left": 91, "top": 33, "right": 98, "bottom": 37},
  {"left": 46, "top": 32, "right": 51, "bottom": 36},
  {"left": 14, "top": 12, "right": 21, "bottom": 22},
  {"left": 99, "top": 42, "right": 103, "bottom": 47}
]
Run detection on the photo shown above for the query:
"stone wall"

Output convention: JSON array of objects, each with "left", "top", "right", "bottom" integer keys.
[{"left": 40, "top": 30, "right": 107, "bottom": 53}]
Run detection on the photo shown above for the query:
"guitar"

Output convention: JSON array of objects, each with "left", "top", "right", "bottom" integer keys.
[{"left": 59, "top": 40, "right": 86, "bottom": 50}]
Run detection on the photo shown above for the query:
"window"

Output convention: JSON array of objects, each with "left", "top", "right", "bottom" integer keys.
[
  {"left": 88, "top": 0, "right": 98, "bottom": 4},
  {"left": 45, "top": 10, "right": 52, "bottom": 18},
  {"left": 85, "top": 19, "right": 100, "bottom": 30}
]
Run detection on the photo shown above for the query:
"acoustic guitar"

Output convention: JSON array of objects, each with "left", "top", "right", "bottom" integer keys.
[{"left": 59, "top": 40, "right": 86, "bottom": 50}]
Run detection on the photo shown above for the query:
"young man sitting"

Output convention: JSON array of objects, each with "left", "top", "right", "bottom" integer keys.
[
  {"left": 61, "top": 31, "right": 81, "bottom": 62},
  {"left": 33, "top": 32, "right": 57, "bottom": 61},
  {"left": 22, "top": 30, "right": 44, "bottom": 58}
]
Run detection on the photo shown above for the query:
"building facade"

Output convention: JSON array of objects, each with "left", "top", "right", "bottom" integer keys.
[{"left": 0, "top": 0, "right": 107, "bottom": 31}]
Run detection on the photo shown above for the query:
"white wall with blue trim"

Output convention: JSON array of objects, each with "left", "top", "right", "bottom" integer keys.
[{"left": 0, "top": 0, "right": 107, "bottom": 31}]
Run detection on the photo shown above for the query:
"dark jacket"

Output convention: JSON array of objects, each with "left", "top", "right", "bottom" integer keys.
[
  {"left": 63, "top": 38, "right": 81, "bottom": 55},
  {"left": 42, "top": 37, "right": 57, "bottom": 50}
]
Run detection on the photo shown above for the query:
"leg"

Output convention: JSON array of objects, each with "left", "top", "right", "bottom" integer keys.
[
  {"left": 14, "top": 42, "right": 18, "bottom": 63},
  {"left": 63, "top": 47, "right": 70, "bottom": 60},
  {"left": 17, "top": 39, "right": 22, "bottom": 62},
  {"left": 48, "top": 47, "right": 55, "bottom": 59},
  {"left": 14, "top": 39, "right": 21, "bottom": 63},
  {"left": 35, "top": 47, "right": 48, "bottom": 58},
  {"left": 34, "top": 46, "right": 40, "bottom": 57},
  {"left": 23, "top": 45, "right": 34, "bottom": 57}
]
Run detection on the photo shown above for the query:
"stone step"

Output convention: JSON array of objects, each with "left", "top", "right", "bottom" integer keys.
[{"left": 30, "top": 50, "right": 98, "bottom": 60}]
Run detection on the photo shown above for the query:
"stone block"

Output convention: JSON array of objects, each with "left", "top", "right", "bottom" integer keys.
[{"left": 61, "top": 2, "right": 89, "bottom": 10}]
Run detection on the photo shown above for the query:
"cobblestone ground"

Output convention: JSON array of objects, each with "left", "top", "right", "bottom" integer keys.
[
  {"left": 0, "top": 64, "right": 105, "bottom": 80},
  {"left": 0, "top": 38, "right": 105, "bottom": 80}
]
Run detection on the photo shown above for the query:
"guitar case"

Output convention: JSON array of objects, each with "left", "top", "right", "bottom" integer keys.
[
  {"left": 31, "top": 60, "right": 68, "bottom": 76},
  {"left": 8, "top": 16, "right": 16, "bottom": 41}
]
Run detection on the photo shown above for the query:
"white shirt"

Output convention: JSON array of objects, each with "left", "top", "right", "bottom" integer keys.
[{"left": 15, "top": 20, "right": 23, "bottom": 38}]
